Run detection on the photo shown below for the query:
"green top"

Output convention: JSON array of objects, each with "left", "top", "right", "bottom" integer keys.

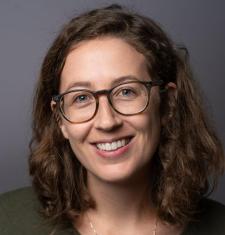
[{"left": 0, "top": 187, "right": 225, "bottom": 235}]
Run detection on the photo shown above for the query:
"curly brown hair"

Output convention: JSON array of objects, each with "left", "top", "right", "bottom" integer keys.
[{"left": 29, "top": 4, "right": 225, "bottom": 228}]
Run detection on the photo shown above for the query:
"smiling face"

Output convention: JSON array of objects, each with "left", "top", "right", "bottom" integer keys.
[{"left": 58, "top": 37, "right": 161, "bottom": 184}]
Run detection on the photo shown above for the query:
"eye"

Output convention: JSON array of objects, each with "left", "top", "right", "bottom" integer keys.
[
  {"left": 74, "top": 94, "right": 89, "bottom": 103},
  {"left": 120, "top": 88, "right": 136, "bottom": 97},
  {"left": 114, "top": 87, "right": 138, "bottom": 99},
  {"left": 68, "top": 91, "right": 94, "bottom": 107}
]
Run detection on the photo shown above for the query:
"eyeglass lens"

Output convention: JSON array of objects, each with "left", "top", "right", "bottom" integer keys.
[{"left": 60, "top": 82, "right": 149, "bottom": 123}]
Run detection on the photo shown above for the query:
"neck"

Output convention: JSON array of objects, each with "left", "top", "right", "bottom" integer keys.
[
  {"left": 86, "top": 169, "right": 157, "bottom": 229},
  {"left": 75, "top": 169, "right": 185, "bottom": 235}
]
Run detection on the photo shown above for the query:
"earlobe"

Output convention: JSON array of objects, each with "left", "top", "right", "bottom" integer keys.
[
  {"left": 50, "top": 100, "right": 57, "bottom": 111},
  {"left": 50, "top": 99, "right": 60, "bottom": 123},
  {"left": 165, "top": 82, "right": 177, "bottom": 99},
  {"left": 50, "top": 100, "right": 69, "bottom": 139}
]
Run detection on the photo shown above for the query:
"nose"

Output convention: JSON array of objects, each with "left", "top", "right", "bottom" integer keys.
[{"left": 93, "top": 96, "right": 123, "bottom": 131}]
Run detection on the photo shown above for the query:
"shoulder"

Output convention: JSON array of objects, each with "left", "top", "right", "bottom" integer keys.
[
  {"left": 198, "top": 197, "right": 225, "bottom": 227},
  {"left": 183, "top": 197, "right": 225, "bottom": 235},
  {"left": 0, "top": 187, "right": 38, "bottom": 221},
  {"left": 0, "top": 187, "right": 77, "bottom": 235},
  {"left": 0, "top": 187, "right": 37, "bottom": 208},
  {"left": 200, "top": 197, "right": 225, "bottom": 217},
  {"left": 0, "top": 187, "right": 51, "bottom": 235}
]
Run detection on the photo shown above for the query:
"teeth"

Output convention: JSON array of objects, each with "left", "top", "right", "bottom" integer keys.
[{"left": 96, "top": 139, "right": 129, "bottom": 151}]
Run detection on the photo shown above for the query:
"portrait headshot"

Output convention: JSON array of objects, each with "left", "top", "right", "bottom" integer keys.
[{"left": 0, "top": 1, "right": 225, "bottom": 235}]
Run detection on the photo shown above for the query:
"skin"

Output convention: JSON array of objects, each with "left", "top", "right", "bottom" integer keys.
[
  {"left": 54, "top": 37, "right": 180, "bottom": 235},
  {"left": 59, "top": 37, "right": 161, "bottom": 184}
]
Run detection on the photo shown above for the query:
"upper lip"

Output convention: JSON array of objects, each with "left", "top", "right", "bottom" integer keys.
[{"left": 90, "top": 135, "right": 134, "bottom": 144}]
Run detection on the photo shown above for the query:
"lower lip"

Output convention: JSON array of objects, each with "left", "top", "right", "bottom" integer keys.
[{"left": 93, "top": 139, "right": 133, "bottom": 159}]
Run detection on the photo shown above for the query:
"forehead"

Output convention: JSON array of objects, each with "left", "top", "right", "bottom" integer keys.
[{"left": 60, "top": 37, "right": 150, "bottom": 92}]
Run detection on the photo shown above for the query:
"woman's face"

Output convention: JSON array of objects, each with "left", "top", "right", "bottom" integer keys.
[{"left": 59, "top": 37, "right": 161, "bottom": 183}]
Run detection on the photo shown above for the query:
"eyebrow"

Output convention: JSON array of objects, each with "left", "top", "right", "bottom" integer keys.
[
  {"left": 66, "top": 75, "right": 141, "bottom": 91},
  {"left": 111, "top": 75, "right": 141, "bottom": 86}
]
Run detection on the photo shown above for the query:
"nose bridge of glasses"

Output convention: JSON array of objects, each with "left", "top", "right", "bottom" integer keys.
[
  {"left": 94, "top": 88, "right": 110, "bottom": 96},
  {"left": 93, "top": 88, "right": 119, "bottom": 117},
  {"left": 93, "top": 88, "right": 123, "bottom": 130},
  {"left": 94, "top": 88, "right": 112, "bottom": 104}
]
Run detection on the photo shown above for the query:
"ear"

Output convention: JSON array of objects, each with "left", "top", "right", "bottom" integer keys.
[
  {"left": 50, "top": 99, "right": 57, "bottom": 111},
  {"left": 167, "top": 83, "right": 177, "bottom": 104},
  {"left": 50, "top": 100, "right": 69, "bottom": 139},
  {"left": 164, "top": 82, "right": 177, "bottom": 96},
  {"left": 161, "top": 82, "right": 177, "bottom": 126}
]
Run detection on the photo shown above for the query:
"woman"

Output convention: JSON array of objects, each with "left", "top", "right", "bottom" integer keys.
[{"left": 0, "top": 4, "right": 225, "bottom": 235}]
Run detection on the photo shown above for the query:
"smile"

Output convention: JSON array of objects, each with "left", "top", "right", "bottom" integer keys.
[{"left": 96, "top": 138, "right": 131, "bottom": 152}]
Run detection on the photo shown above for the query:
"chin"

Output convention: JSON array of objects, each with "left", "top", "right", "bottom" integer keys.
[{"left": 88, "top": 163, "right": 150, "bottom": 185}]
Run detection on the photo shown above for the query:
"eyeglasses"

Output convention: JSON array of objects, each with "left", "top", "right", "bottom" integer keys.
[{"left": 52, "top": 80, "right": 164, "bottom": 123}]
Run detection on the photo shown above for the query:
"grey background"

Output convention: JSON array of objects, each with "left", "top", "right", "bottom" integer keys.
[{"left": 0, "top": 0, "right": 224, "bottom": 204}]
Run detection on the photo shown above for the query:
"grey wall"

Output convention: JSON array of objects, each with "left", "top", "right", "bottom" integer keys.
[{"left": 0, "top": 0, "right": 224, "bottom": 203}]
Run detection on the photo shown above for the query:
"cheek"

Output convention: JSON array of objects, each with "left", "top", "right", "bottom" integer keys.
[
  {"left": 138, "top": 100, "right": 161, "bottom": 154},
  {"left": 61, "top": 122, "right": 92, "bottom": 150},
  {"left": 64, "top": 125, "right": 98, "bottom": 173},
  {"left": 65, "top": 125, "right": 91, "bottom": 166},
  {"left": 142, "top": 112, "right": 161, "bottom": 145},
  {"left": 136, "top": 99, "right": 161, "bottom": 136}
]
